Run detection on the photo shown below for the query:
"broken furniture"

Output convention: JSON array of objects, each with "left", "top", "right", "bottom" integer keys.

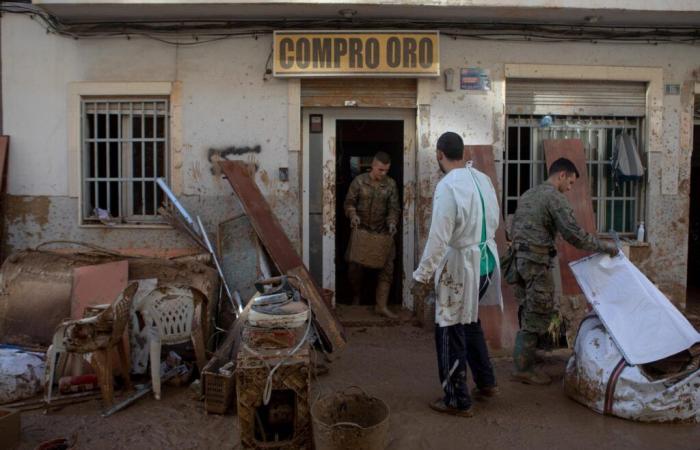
[
  {"left": 219, "top": 160, "right": 346, "bottom": 354},
  {"left": 237, "top": 346, "right": 311, "bottom": 449},
  {"left": 139, "top": 285, "right": 207, "bottom": 400},
  {"left": 45, "top": 283, "right": 139, "bottom": 407},
  {"left": 0, "top": 249, "right": 219, "bottom": 351},
  {"left": 236, "top": 276, "right": 313, "bottom": 449}
]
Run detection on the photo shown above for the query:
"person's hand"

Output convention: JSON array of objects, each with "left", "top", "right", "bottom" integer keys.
[
  {"left": 388, "top": 223, "right": 397, "bottom": 236},
  {"left": 350, "top": 215, "right": 360, "bottom": 229},
  {"left": 410, "top": 279, "right": 432, "bottom": 300},
  {"left": 603, "top": 242, "right": 619, "bottom": 257}
]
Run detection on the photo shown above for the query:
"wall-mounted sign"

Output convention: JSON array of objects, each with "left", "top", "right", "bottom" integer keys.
[
  {"left": 273, "top": 31, "right": 440, "bottom": 77},
  {"left": 460, "top": 67, "right": 491, "bottom": 91}
]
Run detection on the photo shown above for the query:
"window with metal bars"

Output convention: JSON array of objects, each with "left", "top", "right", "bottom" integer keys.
[
  {"left": 81, "top": 98, "right": 169, "bottom": 224},
  {"left": 504, "top": 116, "right": 645, "bottom": 235}
]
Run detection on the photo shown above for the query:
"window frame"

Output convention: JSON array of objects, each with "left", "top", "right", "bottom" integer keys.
[
  {"left": 68, "top": 82, "right": 176, "bottom": 228},
  {"left": 504, "top": 115, "right": 646, "bottom": 236}
]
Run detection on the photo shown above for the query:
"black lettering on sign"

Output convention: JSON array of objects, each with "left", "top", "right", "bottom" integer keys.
[
  {"left": 418, "top": 38, "right": 433, "bottom": 68},
  {"left": 296, "top": 38, "right": 310, "bottom": 69},
  {"left": 280, "top": 38, "right": 294, "bottom": 69},
  {"left": 312, "top": 38, "right": 332, "bottom": 68},
  {"left": 365, "top": 38, "right": 380, "bottom": 69},
  {"left": 403, "top": 38, "right": 417, "bottom": 68},
  {"left": 333, "top": 38, "right": 348, "bottom": 68},
  {"left": 349, "top": 38, "right": 363, "bottom": 68},
  {"left": 386, "top": 37, "right": 400, "bottom": 68}
]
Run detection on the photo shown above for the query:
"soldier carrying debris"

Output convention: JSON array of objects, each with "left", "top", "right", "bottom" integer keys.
[
  {"left": 503, "top": 157, "right": 619, "bottom": 385},
  {"left": 344, "top": 151, "right": 401, "bottom": 319}
]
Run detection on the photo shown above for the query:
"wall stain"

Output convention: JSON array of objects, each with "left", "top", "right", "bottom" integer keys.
[{"left": 4, "top": 195, "right": 50, "bottom": 227}]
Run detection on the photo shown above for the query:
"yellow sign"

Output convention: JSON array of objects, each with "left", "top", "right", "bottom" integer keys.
[{"left": 273, "top": 31, "right": 440, "bottom": 77}]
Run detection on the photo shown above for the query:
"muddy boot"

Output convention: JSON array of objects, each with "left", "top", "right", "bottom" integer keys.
[
  {"left": 374, "top": 281, "right": 398, "bottom": 319},
  {"left": 511, "top": 331, "right": 551, "bottom": 385}
]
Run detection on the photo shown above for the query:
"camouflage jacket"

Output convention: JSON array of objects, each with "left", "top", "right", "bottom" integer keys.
[
  {"left": 511, "top": 182, "right": 610, "bottom": 264},
  {"left": 344, "top": 173, "right": 400, "bottom": 233}
]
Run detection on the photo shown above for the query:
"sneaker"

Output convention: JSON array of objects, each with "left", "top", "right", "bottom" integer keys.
[
  {"left": 429, "top": 399, "right": 473, "bottom": 417},
  {"left": 472, "top": 385, "right": 500, "bottom": 400}
]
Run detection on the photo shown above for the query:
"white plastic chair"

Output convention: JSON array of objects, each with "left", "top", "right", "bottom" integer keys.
[{"left": 140, "top": 285, "right": 207, "bottom": 400}]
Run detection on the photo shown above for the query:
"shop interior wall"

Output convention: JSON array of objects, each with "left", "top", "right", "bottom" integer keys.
[{"left": 1, "top": 15, "right": 298, "bottom": 257}]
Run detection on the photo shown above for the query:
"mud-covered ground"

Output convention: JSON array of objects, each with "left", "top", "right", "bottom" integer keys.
[{"left": 15, "top": 324, "right": 699, "bottom": 450}]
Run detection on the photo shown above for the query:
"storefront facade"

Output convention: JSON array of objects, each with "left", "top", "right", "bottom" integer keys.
[{"left": 2, "top": 3, "right": 699, "bottom": 327}]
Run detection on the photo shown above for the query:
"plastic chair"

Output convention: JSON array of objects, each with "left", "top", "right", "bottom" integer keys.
[
  {"left": 45, "top": 283, "right": 138, "bottom": 406},
  {"left": 140, "top": 285, "right": 207, "bottom": 400}
]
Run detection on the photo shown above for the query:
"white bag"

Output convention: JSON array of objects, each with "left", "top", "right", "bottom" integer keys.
[{"left": 565, "top": 314, "right": 700, "bottom": 423}]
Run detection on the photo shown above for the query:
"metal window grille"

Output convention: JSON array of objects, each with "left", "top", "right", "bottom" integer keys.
[
  {"left": 81, "top": 98, "right": 169, "bottom": 224},
  {"left": 504, "top": 115, "right": 645, "bottom": 235}
]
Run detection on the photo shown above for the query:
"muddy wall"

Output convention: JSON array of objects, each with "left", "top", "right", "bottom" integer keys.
[
  {"left": 3, "top": 15, "right": 699, "bottom": 307},
  {"left": 1, "top": 15, "right": 300, "bottom": 257}
]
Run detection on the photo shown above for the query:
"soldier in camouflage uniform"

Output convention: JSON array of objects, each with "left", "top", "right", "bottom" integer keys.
[
  {"left": 344, "top": 151, "right": 401, "bottom": 319},
  {"left": 504, "top": 157, "right": 618, "bottom": 385}
]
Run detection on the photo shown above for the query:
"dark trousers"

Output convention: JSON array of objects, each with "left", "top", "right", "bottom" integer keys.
[{"left": 434, "top": 274, "right": 496, "bottom": 410}]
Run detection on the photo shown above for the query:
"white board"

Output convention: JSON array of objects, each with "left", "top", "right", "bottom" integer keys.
[{"left": 569, "top": 253, "right": 700, "bottom": 365}]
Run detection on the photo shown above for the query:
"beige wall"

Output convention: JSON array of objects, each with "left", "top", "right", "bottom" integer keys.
[{"left": 3, "top": 14, "right": 699, "bottom": 306}]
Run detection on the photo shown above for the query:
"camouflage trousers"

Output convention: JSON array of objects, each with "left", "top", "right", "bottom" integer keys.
[{"left": 512, "top": 257, "right": 556, "bottom": 335}]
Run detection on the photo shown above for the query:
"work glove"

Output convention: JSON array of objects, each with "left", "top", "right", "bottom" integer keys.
[
  {"left": 410, "top": 279, "right": 432, "bottom": 301},
  {"left": 350, "top": 214, "right": 361, "bottom": 229},
  {"left": 602, "top": 241, "right": 619, "bottom": 257},
  {"left": 388, "top": 223, "right": 397, "bottom": 236}
]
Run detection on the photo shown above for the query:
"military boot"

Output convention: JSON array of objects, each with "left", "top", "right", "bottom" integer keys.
[
  {"left": 375, "top": 281, "right": 398, "bottom": 319},
  {"left": 511, "top": 331, "right": 551, "bottom": 385}
]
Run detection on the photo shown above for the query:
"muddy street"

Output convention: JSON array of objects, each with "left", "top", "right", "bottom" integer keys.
[{"left": 16, "top": 325, "right": 699, "bottom": 450}]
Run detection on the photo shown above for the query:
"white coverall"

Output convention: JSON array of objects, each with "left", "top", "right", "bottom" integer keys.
[{"left": 413, "top": 163, "right": 503, "bottom": 326}]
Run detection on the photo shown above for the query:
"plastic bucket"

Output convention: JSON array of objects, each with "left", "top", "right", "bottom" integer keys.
[{"left": 311, "top": 387, "right": 390, "bottom": 450}]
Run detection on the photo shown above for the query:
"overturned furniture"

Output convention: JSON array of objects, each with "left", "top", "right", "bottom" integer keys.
[
  {"left": 564, "top": 253, "right": 700, "bottom": 422},
  {"left": 0, "top": 248, "right": 219, "bottom": 349},
  {"left": 45, "top": 283, "right": 139, "bottom": 406}
]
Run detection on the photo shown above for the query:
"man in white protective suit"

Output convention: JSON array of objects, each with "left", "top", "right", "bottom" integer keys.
[{"left": 411, "top": 131, "right": 503, "bottom": 417}]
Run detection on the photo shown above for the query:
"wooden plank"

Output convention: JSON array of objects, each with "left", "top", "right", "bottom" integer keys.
[
  {"left": 543, "top": 139, "right": 595, "bottom": 296},
  {"left": 219, "top": 161, "right": 346, "bottom": 353},
  {"left": 463, "top": 145, "right": 518, "bottom": 351},
  {"left": 0, "top": 136, "right": 9, "bottom": 193}
]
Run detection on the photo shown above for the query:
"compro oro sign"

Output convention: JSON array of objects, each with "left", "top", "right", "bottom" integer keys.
[{"left": 273, "top": 31, "right": 440, "bottom": 77}]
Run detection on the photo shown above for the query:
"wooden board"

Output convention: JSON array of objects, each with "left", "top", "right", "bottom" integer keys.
[
  {"left": 219, "top": 161, "right": 346, "bottom": 353},
  {"left": 543, "top": 139, "right": 595, "bottom": 296},
  {"left": 463, "top": 145, "right": 518, "bottom": 351},
  {"left": 71, "top": 261, "right": 129, "bottom": 319}
]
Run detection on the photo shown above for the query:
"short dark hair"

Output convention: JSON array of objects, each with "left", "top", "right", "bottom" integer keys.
[
  {"left": 548, "top": 158, "right": 580, "bottom": 178},
  {"left": 436, "top": 132, "right": 464, "bottom": 161},
  {"left": 373, "top": 151, "right": 391, "bottom": 164}
]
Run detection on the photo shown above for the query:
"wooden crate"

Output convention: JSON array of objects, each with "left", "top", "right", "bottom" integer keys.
[{"left": 236, "top": 346, "right": 311, "bottom": 449}]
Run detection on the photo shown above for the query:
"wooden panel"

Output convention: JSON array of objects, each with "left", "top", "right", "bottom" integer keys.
[
  {"left": 543, "top": 139, "right": 595, "bottom": 296},
  {"left": 463, "top": 145, "right": 518, "bottom": 351},
  {"left": 0, "top": 136, "right": 8, "bottom": 193},
  {"left": 301, "top": 78, "right": 416, "bottom": 108},
  {"left": 219, "top": 161, "right": 346, "bottom": 353}
]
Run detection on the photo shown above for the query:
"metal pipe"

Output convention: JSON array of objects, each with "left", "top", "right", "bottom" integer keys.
[{"left": 156, "top": 177, "right": 197, "bottom": 232}]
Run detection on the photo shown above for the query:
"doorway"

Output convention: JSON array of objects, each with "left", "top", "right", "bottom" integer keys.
[
  {"left": 301, "top": 108, "right": 416, "bottom": 309},
  {"left": 334, "top": 120, "right": 404, "bottom": 305}
]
